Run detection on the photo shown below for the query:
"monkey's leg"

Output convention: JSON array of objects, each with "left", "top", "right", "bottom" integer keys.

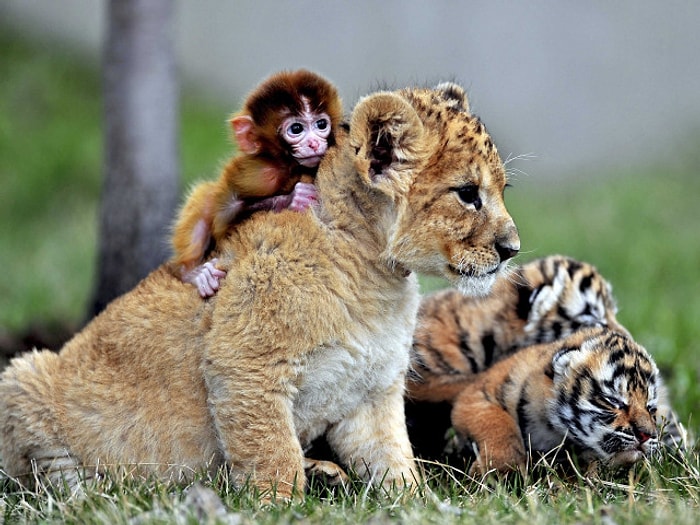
[
  {"left": 326, "top": 378, "right": 418, "bottom": 492},
  {"left": 171, "top": 181, "right": 219, "bottom": 269}
]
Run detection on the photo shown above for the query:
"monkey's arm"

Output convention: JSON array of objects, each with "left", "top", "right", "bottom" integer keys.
[
  {"left": 221, "top": 156, "right": 292, "bottom": 198},
  {"left": 208, "top": 157, "right": 298, "bottom": 241},
  {"left": 247, "top": 182, "right": 318, "bottom": 213}
]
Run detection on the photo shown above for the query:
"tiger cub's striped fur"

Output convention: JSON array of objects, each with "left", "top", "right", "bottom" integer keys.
[
  {"left": 408, "top": 255, "right": 625, "bottom": 403},
  {"left": 452, "top": 327, "right": 663, "bottom": 473},
  {"left": 406, "top": 255, "right": 686, "bottom": 462}
]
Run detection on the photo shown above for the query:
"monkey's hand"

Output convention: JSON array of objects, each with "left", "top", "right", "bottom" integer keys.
[
  {"left": 181, "top": 258, "right": 227, "bottom": 298},
  {"left": 248, "top": 182, "right": 318, "bottom": 213},
  {"left": 288, "top": 182, "right": 318, "bottom": 212}
]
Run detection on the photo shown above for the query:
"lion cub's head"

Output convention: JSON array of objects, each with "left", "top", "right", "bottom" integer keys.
[{"left": 349, "top": 82, "right": 520, "bottom": 296}]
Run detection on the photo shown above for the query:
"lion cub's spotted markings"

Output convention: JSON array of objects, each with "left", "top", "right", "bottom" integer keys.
[{"left": 407, "top": 255, "right": 687, "bottom": 470}]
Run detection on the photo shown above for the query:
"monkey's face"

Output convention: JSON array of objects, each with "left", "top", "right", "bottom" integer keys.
[{"left": 281, "top": 100, "right": 332, "bottom": 168}]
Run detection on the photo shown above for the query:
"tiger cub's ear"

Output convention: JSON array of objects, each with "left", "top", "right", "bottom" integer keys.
[
  {"left": 551, "top": 345, "right": 586, "bottom": 378},
  {"left": 349, "top": 92, "right": 427, "bottom": 190},
  {"left": 526, "top": 263, "right": 570, "bottom": 326}
]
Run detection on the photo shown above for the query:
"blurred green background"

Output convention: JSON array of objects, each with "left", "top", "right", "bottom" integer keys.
[{"left": 1, "top": 31, "right": 698, "bottom": 435}]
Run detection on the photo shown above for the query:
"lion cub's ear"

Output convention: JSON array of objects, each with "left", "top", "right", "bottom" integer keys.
[{"left": 349, "top": 92, "right": 427, "bottom": 191}]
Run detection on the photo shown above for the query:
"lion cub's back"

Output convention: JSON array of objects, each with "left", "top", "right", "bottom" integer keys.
[
  {"left": 214, "top": 209, "right": 373, "bottom": 349},
  {"left": 0, "top": 267, "right": 222, "bottom": 481}
]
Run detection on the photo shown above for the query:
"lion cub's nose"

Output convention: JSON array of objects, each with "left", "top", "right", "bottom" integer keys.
[{"left": 496, "top": 242, "right": 519, "bottom": 262}]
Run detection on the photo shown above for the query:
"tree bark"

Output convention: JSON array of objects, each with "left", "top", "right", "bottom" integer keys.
[{"left": 91, "top": 0, "right": 179, "bottom": 316}]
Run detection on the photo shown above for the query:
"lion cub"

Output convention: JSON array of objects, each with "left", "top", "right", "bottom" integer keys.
[{"left": 0, "top": 81, "right": 518, "bottom": 499}]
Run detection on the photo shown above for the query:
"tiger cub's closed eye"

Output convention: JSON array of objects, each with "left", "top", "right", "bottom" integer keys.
[{"left": 604, "top": 395, "right": 628, "bottom": 410}]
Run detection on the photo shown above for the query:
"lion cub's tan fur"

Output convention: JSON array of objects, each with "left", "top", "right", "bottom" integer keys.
[{"left": 0, "top": 84, "right": 519, "bottom": 498}]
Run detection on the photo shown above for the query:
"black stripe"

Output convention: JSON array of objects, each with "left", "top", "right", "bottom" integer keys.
[
  {"left": 418, "top": 342, "right": 460, "bottom": 376},
  {"left": 551, "top": 321, "right": 563, "bottom": 339},
  {"left": 609, "top": 348, "right": 627, "bottom": 364},
  {"left": 544, "top": 361, "right": 555, "bottom": 380},
  {"left": 515, "top": 273, "right": 533, "bottom": 320},
  {"left": 458, "top": 335, "right": 479, "bottom": 374},
  {"left": 481, "top": 333, "right": 496, "bottom": 368},
  {"left": 516, "top": 383, "right": 530, "bottom": 442},
  {"left": 557, "top": 306, "right": 571, "bottom": 320},
  {"left": 496, "top": 374, "right": 517, "bottom": 410},
  {"left": 579, "top": 273, "right": 593, "bottom": 292},
  {"left": 566, "top": 260, "right": 582, "bottom": 278}
]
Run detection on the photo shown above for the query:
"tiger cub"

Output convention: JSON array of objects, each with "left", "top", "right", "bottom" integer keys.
[
  {"left": 408, "top": 255, "right": 625, "bottom": 403},
  {"left": 405, "top": 255, "right": 686, "bottom": 461},
  {"left": 452, "top": 327, "right": 663, "bottom": 474}
]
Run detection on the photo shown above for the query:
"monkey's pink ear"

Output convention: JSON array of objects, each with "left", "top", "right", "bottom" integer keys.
[{"left": 230, "top": 115, "right": 260, "bottom": 154}]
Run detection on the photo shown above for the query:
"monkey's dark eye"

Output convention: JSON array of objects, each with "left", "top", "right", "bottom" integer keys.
[
  {"left": 316, "top": 118, "right": 329, "bottom": 130},
  {"left": 454, "top": 184, "right": 482, "bottom": 209},
  {"left": 289, "top": 123, "right": 304, "bottom": 135}
]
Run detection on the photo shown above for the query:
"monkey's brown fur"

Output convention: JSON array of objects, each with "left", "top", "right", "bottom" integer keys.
[
  {"left": 0, "top": 83, "right": 519, "bottom": 499},
  {"left": 171, "top": 69, "right": 343, "bottom": 274}
]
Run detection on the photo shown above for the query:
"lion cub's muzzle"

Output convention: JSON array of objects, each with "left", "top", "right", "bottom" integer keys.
[
  {"left": 496, "top": 241, "right": 519, "bottom": 263},
  {"left": 495, "top": 222, "right": 520, "bottom": 264}
]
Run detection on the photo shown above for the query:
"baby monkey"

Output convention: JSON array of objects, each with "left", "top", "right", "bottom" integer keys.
[{"left": 171, "top": 69, "right": 343, "bottom": 296}]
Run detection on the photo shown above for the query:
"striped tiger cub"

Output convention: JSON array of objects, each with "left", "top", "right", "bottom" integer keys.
[
  {"left": 406, "top": 255, "right": 686, "bottom": 463},
  {"left": 452, "top": 327, "right": 667, "bottom": 473},
  {"left": 408, "top": 255, "right": 625, "bottom": 403}
]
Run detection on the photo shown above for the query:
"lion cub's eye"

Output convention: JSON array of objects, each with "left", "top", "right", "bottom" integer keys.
[{"left": 454, "top": 184, "right": 482, "bottom": 210}]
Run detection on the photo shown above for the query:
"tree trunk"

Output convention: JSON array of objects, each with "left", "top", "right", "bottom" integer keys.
[{"left": 91, "top": 0, "right": 179, "bottom": 316}]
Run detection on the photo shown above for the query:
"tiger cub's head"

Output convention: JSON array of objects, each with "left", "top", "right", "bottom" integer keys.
[
  {"left": 547, "top": 328, "right": 660, "bottom": 466},
  {"left": 517, "top": 255, "right": 629, "bottom": 345}
]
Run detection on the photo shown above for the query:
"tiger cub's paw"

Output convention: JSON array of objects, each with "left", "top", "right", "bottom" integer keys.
[
  {"left": 469, "top": 442, "right": 527, "bottom": 477},
  {"left": 303, "top": 457, "right": 349, "bottom": 488}
]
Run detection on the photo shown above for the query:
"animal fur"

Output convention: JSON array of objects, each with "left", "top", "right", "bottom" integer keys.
[{"left": 0, "top": 84, "right": 519, "bottom": 499}]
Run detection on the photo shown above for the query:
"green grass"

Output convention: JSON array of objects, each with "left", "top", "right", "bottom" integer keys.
[
  {"left": 1, "top": 30, "right": 699, "bottom": 524},
  {"left": 1, "top": 448, "right": 699, "bottom": 523},
  {"left": 0, "top": 34, "right": 100, "bottom": 332}
]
